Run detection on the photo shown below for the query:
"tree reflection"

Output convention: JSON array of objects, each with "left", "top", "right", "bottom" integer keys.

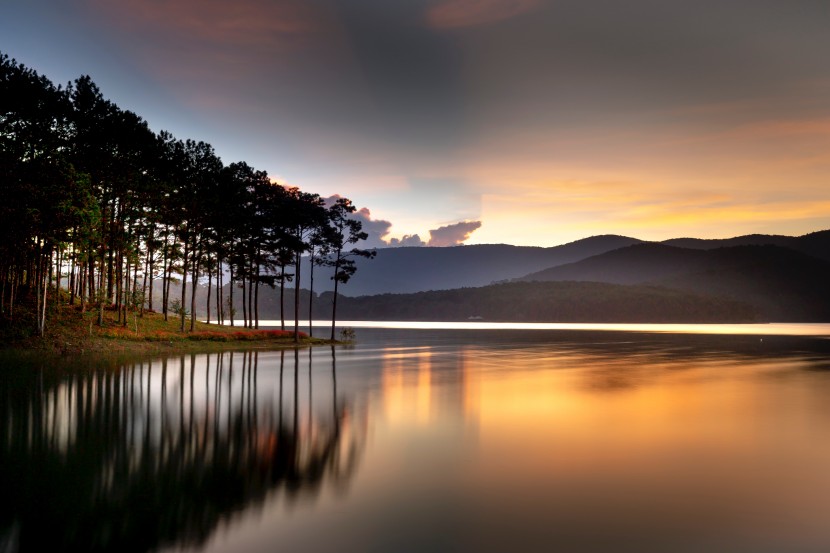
[{"left": 0, "top": 349, "right": 364, "bottom": 552}]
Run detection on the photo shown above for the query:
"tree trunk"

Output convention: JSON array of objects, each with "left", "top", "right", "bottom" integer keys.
[
  {"left": 165, "top": 257, "right": 173, "bottom": 321},
  {"left": 216, "top": 257, "right": 222, "bottom": 324},
  {"left": 206, "top": 260, "right": 212, "bottom": 324},
  {"left": 9, "top": 268, "right": 16, "bottom": 319},
  {"left": 247, "top": 257, "right": 254, "bottom": 329},
  {"left": 40, "top": 254, "right": 49, "bottom": 337},
  {"left": 228, "top": 264, "right": 234, "bottom": 327},
  {"left": 69, "top": 244, "right": 76, "bottom": 306},
  {"left": 54, "top": 247, "right": 61, "bottom": 311},
  {"left": 162, "top": 230, "right": 169, "bottom": 320},
  {"left": 115, "top": 250, "right": 123, "bottom": 324},
  {"left": 132, "top": 257, "right": 138, "bottom": 311},
  {"left": 142, "top": 247, "right": 149, "bottom": 315},
  {"left": 180, "top": 238, "right": 189, "bottom": 332},
  {"left": 189, "top": 244, "right": 201, "bottom": 332},
  {"left": 294, "top": 249, "right": 302, "bottom": 343},
  {"left": 122, "top": 257, "right": 130, "bottom": 328},
  {"left": 308, "top": 253, "right": 314, "bottom": 337},
  {"left": 279, "top": 264, "right": 285, "bottom": 331},
  {"left": 49, "top": 247, "right": 63, "bottom": 312},
  {"left": 36, "top": 256, "right": 42, "bottom": 336},
  {"left": 0, "top": 264, "right": 5, "bottom": 315},
  {"left": 240, "top": 273, "right": 247, "bottom": 328},
  {"left": 331, "top": 251, "right": 341, "bottom": 341},
  {"left": 254, "top": 262, "right": 260, "bottom": 329},
  {"left": 79, "top": 260, "right": 87, "bottom": 313},
  {"left": 88, "top": 247, "right": 96, "bottom": 315}
]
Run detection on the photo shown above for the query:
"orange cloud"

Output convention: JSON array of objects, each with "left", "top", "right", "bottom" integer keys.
[
  {"left": 427, "top": 0, "right": 542, "bottom": 29},
  {"left": 86, "top": 0, "right": 334, "bottom": 86},
  {"left": 472, "top": 180, "right": 830, "bottom": 245},
  {"left": 90, "top": 0, "right": 320, "bottom": 46},
  {"left": 719, "top": 117, "right": 830, "bottom": 141},
  {"left": 427, "top": 220, "right": 482, "bottom": 246},
  {"left": 615, "top": 199, "right": 830, "bottom": 229}
]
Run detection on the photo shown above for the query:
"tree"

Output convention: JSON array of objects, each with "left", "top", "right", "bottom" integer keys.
[
  {"left": 2, "top": 50, "right": 381, "bottom": 343},
  {"left": 284, "top": 188, "right": 327, "bottom": 343},
  {"left": 322, "top": 198, "right": 376, "bottom": 341}
]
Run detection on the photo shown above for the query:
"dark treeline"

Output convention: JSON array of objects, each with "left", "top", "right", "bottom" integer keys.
[
  {"left": 0, "top": 52, "right": 373, "bottom": 341},
  {"left": 324, "top": 281, "right": 761, "bottom": 323}
]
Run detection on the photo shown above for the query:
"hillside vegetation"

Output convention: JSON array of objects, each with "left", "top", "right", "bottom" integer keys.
[
  {"left": 323, "top": 281, "right": 759, "bottom": 323},
  {"left": 0, "top": 295, "right": 317, "bottom": 355},
  {"left": 518, "top": 243, "right": 830, "bottom": 321}
]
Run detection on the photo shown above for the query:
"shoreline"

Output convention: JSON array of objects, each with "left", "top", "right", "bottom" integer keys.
[{"left": 0, "top": 305, "right": 339, "bottom": 358}]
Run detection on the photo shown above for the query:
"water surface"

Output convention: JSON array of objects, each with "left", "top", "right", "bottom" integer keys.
[{"left": 2, "top": 328, "right": 830, "bottom": 552}]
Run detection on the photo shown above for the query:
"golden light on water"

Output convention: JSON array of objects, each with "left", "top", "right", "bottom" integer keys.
[{"left": 253, "top": 320, "right": 830, "bottom": 336}]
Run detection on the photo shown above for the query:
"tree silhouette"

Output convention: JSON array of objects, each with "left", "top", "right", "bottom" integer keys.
[
  {"left": 322, "top": 198, "right": 376, "bottom": 340},
  {"left": 1, "top": 51, "right": 375, "bottom": 339}
]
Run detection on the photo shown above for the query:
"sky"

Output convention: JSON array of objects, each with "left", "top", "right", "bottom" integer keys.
[{"left": 3, "top": 0, "right": 830, "bottom": 247}]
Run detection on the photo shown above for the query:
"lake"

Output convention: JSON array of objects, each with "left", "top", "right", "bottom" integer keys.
[{"left": 2, "top": 325, "right": 830, "bottom": 552}]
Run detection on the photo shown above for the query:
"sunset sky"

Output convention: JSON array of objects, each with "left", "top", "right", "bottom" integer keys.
[{"left": 4, "top": 0, "right": 830, "bottom": 247}]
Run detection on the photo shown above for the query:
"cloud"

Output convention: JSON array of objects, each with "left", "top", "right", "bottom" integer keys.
[
  {"left": 87, "top": 0, "right": 332, "bottom": 90},
  {"left": 427, "top": 0, "right": 542, "bottom": 29},
  {"left": 91, "top": 0, "right": 319, "bottom": 46},
  {"left": 321, "top": 195, "right": 393, "bottom": 248},
  {"left": 323, "top": 195, "right": 483, "bottom": 248},
  {"left": 323, "top": 195, "right": 415, "bottom": 248},
  {"left": 388, "top": 234, "right": 427, "bottom": 247},
  {"left": 352, "top": 207, "right": 397, "bottom": 248},
  {"left": 427, "top": 221, "right": 483, "bottom": 246}
]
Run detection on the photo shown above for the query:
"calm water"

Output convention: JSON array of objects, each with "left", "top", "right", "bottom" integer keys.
[{"left": 3, "top": 327, "right": 830, "bottom": 552}]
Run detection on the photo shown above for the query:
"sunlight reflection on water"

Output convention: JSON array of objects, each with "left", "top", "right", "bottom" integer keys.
[
  {"left": 3, "top": 329, "right": 830, "bottom": 552},
  {"left": 248, "top": 320, "right": 830, "bottom": 336}
]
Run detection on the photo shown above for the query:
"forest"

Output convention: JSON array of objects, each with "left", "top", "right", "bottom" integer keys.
[
  {"left": 321, "top": 281, "right": 761, "bottom": 323},
  {"left": 0, "top": 52, "right": 372, "bottom": 342}
]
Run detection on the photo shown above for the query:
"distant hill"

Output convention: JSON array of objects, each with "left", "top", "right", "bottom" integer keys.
[
  {"left": 314, "top": 234, "right": 642, "bottom": 296},
  {"left": 314, "top": 229, "right": 829, "bottom": 297},
  {"left": 171, "top": 229, "right": 830, "bottom": 323},
  {"left": 315, "top": 281, "right": 758, "bottom": 323},
  {"left": 517, "top": 243, "right": 830, "bottom": 321},
  {"left": 661, "top": 229, "right": 830, "bottom": 262},
  {"left": 519, "top": 243, "right": 709, "bottom": 285}
]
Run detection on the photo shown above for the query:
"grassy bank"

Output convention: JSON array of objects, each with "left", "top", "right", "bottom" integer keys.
[{"left": 1, "top": 300, "right": 330, "bottom": 355}]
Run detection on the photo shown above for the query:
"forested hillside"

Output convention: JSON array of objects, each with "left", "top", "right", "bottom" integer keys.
[
  {"left": 518, "top": 244, "right": 830, "bottom": 321},
  {"left": 662, "top": 229, "right": 830, "bottom": 262},
  {"left": 314, "top": 281, "right": 759, "bottom": 323},
  {"left": 310, "top": 235, "right": 642, "bottom": 295},
  {"left": 311, "top": 230, "right": 829, "bottom": 297}
]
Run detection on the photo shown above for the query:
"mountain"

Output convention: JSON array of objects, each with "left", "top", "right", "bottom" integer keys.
[
  {"left": 659, "top": 246, "right": 830, "bottom": 321},
  {"left": 163, "top": 229, "right": 830, "bottom": 323},
  {"left": 519, "top": 243, "right": 709, "bottom": 285},
  {"left": 314, "top": 235, "right": 642, "bottom": 296},
  {"left": 315, "top": 230, "right": 829, "bottom": 297},
  {"left": 661, "top": 229, "right": 830, "bottom": 262},
  {"left": 314, "top": 281, "right": 758, "bottom": 323},
  {"left": 517, "top": 243, "right": 830, "bottom": 321}
]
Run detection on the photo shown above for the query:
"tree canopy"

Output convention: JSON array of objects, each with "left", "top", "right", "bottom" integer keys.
[{"left": 0, "top": 52, "right": 372, "bottom": 337}]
